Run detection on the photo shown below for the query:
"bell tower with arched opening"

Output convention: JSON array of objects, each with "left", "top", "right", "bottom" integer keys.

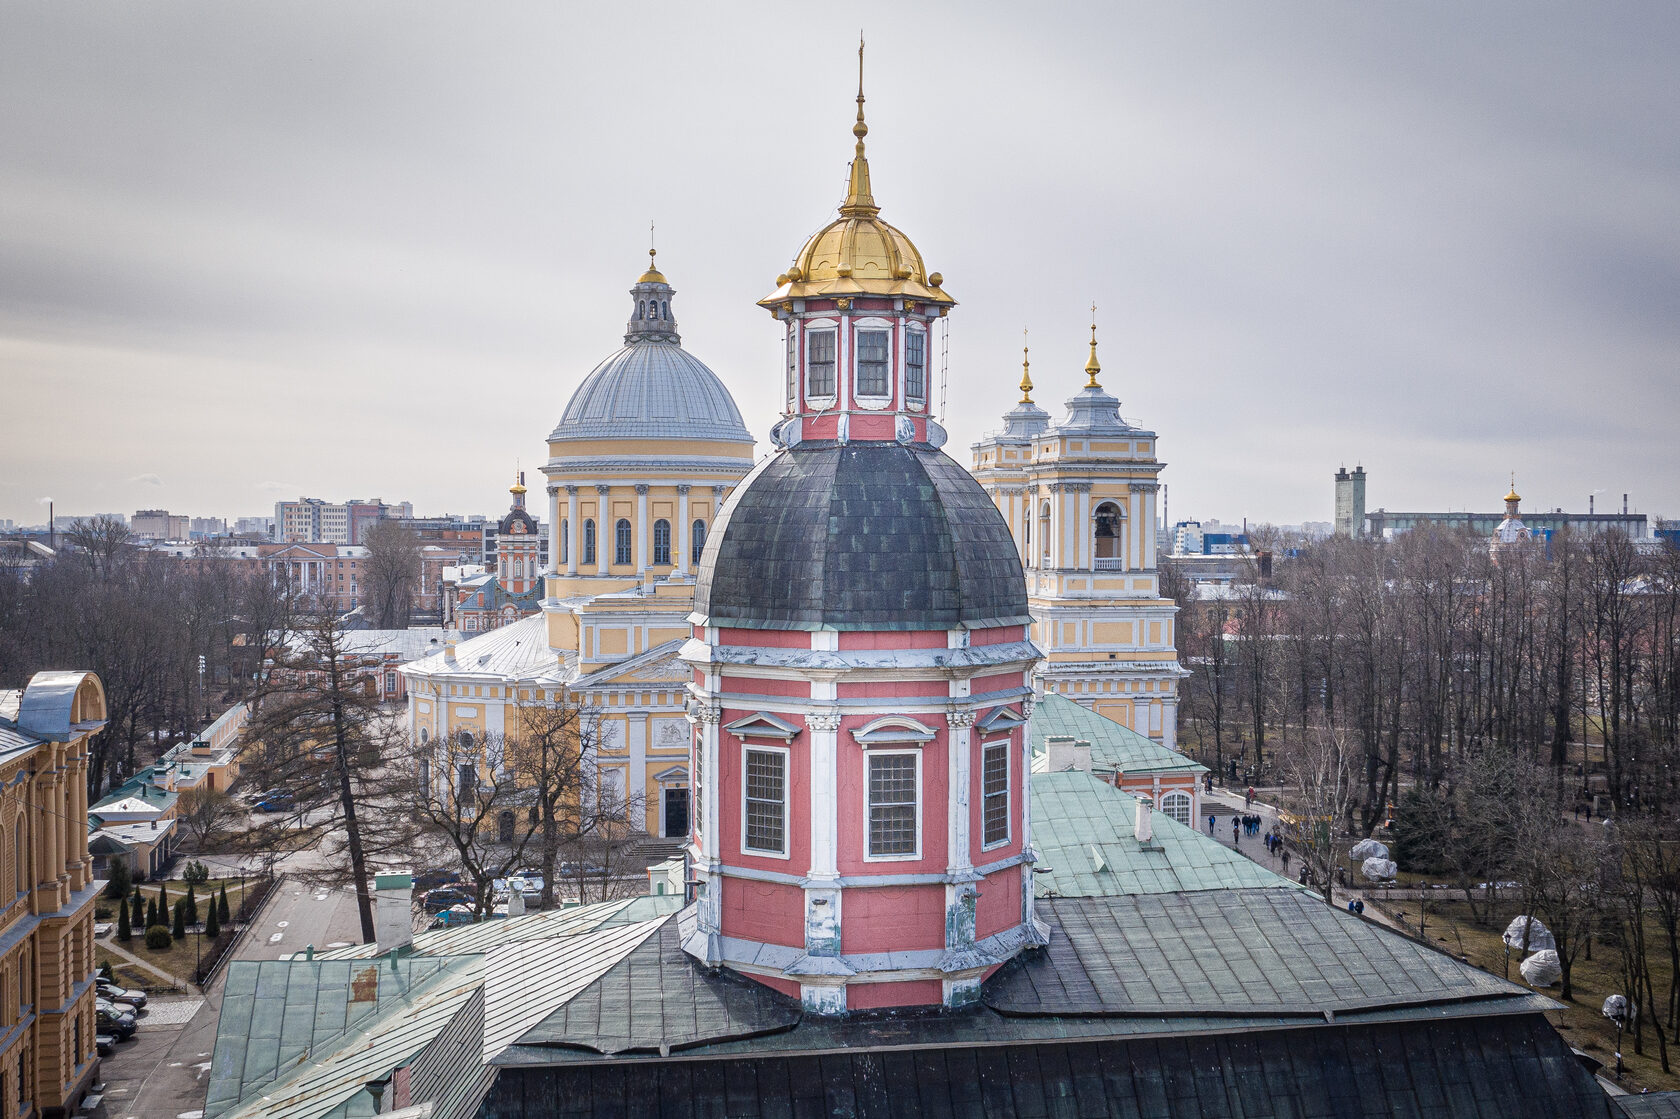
[{"left": 972, "top": 317, "right": 1187, "bottom": 748}]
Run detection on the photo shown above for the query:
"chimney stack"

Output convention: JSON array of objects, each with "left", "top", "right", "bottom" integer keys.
[
  {"left": 1590, "top": 494, "right": 1595, "bottom": 515},
  {"left": 1134, "top": 796, "right": 1154, "bottom": 843},
  {"left": 374, "top": 872, "right": 414, "bottom": 954},
  {"left": 1046, "top": 736, "right": 1092, "bottom": 773}
]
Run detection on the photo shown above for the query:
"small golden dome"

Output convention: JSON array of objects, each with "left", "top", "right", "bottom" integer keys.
[
  {"left": 1504, "top": 472, "right": 1520, "bottom": 504},
  {"left": 637, "top": 247, "right": 666, "bottom": 285},
  {"left": 510, "top": 481, "right": 527, "bottom": 496}
]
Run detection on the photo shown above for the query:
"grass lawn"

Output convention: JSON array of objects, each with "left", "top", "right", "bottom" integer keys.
[
  {"left": 96, "top": 877, "right": 261, "bottom": 991},
  {"left": 1375, "top": 895, "right": 1680, "bottom": 1093}
]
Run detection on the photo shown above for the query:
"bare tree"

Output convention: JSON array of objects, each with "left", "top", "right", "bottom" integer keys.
[
  {"left": 407, "top": 728, "right": 540, "bottom": 917},
  {"left": 241, "top": 607, "right": 416, "bottom": 942},
  {"left": 1279, "top": 725, "right": 1355, "bottom": 907},
  {"left": 177, "top": 786, "right": 241, "bottom": 849},
  {"left": 362, "top": 521, "right": 420, "bottom": 629}
]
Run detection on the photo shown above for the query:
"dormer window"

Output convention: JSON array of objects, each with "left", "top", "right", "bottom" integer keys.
[
  {"left": 807, "top": 330, "right": 836, "bottom": 397},
  {"left": 856, "top": 330, "right": 889, "bottom": 396},
  {"left": 905, "top": 329, "right": 926, "bottom": 404}
]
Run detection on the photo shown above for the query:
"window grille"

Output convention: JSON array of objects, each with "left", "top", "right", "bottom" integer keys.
[
  {"left": 905, "top": 330, "right": 926, "bottom": 402},
  {"left": 1161, "top": 791, "right": 1193, "bottom": 826},
  {"left": 653, "top": 519, "right": 671, "bottom": 565},
  {"left": 583, "top": 519, "right": 596, "bottom": 564},
  {"left": 807, "top": 331, "right": 836, "bottom": 396},
  {"left": 856, "top": 330, "right": 890, "bottom": 396},
  {"left": 744, "top": 748, "right": 786, "bottom": 854},
  {"left": 867, "top": 753, "right": 918, "bottom": 856},
  {"left": 614, "top": 519, "right": 632, "bottom": 565},
  {"left": 982, "top": 742, "right": 1009, "bottom": 845}
]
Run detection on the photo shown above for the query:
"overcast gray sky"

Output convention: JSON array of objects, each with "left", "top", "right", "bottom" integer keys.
[{"left": 3, "top": 3, "right": 1676, "bottom": 529}]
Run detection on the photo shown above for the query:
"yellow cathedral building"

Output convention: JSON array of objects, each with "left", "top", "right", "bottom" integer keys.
[{"left": 402, "top": 255, "right": 755, "bottom": 841}]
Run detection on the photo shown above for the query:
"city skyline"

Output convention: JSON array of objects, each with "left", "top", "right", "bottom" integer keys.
[{"left": 3, "top": 5, "right": 1676, "bottom": 527}]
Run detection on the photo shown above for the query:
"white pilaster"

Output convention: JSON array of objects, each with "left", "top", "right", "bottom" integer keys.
[
  {"left": 546, "top": 485, "right": 561, "bottom": 575},
  {"left": 565, "top": 486, "right": 579, "bottom": 575},
  {"left": 636, "top": 484, "right": 649, "bottom": 579},
  {"left": 595, "top": 486, "right": 611, "bottom": 575},
  {"left": 676, "top": 485, "right": 691, "bottom": 577},
  {"left": 628, "top": 711, "right": 648, "bottom": 821}
]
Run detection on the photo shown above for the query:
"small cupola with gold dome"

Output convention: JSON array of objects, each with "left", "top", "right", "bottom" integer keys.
[
  {"left": 761, "top": 40, "right": 954, "bottom": 449},
  {"left": 626, "top": 243, "right": 681, "bottom": 345}
]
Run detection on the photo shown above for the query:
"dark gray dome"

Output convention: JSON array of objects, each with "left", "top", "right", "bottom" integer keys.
[{"left": 695, "top": 442, "right": 1030, "bottom": 632}]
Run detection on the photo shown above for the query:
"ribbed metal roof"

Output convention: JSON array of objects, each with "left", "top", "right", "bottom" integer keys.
[
  {"left": 548, "top": 342, "right": 752, "bottom": 446},
  {"left": 1030, "top": 694, "right": 1205, "bottom": 777},
  {"left": 694, "top": 442, "right": 1031, "bottom": 631}
]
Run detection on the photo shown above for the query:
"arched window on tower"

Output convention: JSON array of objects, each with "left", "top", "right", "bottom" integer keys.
[
  {"left": 560, "top": 519, "right": 569, "bottom": 565},
  {"left": 615, "top": 519, "right": 632, "bottom": 565},
  {"left": 1094, "top": 502, "right": 1125, "bottom": 570},
  {"left": 583, "top": 519, "right": 596, "bottom": 565},
  {"left": 1039, "top": 502, "right": 1052, "bottom": 563},
  {"left": 638, "top": 300, "right": 646, "bottom": 319},
  {"left": 661, "top": 300, "right": 669, "bottom": 319},
  {"left": 692, "top": 520, "right": 707, "bottom": 564},
  {"left": 653, "top": 519, "right": 671, "bottom": 565}
]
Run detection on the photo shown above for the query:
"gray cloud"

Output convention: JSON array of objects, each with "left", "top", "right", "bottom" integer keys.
[
  {"left": 128, "top": 473, "right": 163, "bottom": 487},
  {"left": 1, "top": 3, "right": 1675, "bottom": 527}
]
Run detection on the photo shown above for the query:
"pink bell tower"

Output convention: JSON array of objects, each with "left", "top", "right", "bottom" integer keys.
[{"left": 684, "top": 47, "right": 1046, "bottom": 1015}]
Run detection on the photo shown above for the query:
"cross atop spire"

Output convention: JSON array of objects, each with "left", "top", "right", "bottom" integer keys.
[
  {"left": 840, "top": 34, "right": 878, "bottom": 217},
  {"left": 1084, "top": 304, "right": 1102, "bottom": 388}
]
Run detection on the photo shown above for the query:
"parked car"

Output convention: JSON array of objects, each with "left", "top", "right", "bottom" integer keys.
[
  {"left": 420, "top": 887, "right": 474, "bottom": 913},
  {"left": 97, "top": 979, "right": 148, "bottom": 1010},
  {"left": 96, "top": 1000, "right": 137, "bottom": 1041},
  {"left": 414, "top": 868, "right": 461, "bottom": 892},
  {"left": 253, "top": 789, "right": 295, "bottom": 812},
  {"left": 428, "top": 904, "right": 480, "bottom": 929},
  {"left": 96, "top": 1033, "right": 116, "bottom": 1057}
]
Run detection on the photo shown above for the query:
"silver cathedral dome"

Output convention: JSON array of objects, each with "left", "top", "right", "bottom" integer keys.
[{"left": 547, "top": 256, "right": 753, "bottom": 446}]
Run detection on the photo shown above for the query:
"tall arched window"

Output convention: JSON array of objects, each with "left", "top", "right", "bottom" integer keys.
[
  {"left": 560, "top": 519, "right": 569, "bottom": 565},
  {"left": 1094, "top": 502, "right": 1124, "bottom": 569},
  {"left": 615, "top": 519, "right": 632, "bottom": 565},
  {"left": 583, "top": 519, "right": 596, "bottom": 564},
  {"left": 661, "top": 300, "right": 669, "bottom": 319},
  {"left": 1039, "top": 502, "right": 1052, "bottom": 562},
  {"left": 638, "top": 300, "right": 646, "bottom": 319},
  {"left": 652, "top": 519, "right": 671, "bottom": 565},
  {"left": 691, "top": 520, "right": 707, "bottom": 563}
]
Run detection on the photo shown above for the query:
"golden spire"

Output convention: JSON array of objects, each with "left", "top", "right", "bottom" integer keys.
[
  {"left": 510, "top": 467, "right": 527, "bottom": 497},
  {"left": 1084, "top": 303, "right": 1102, "bottom": 387},
  {"left": 840, "top": 34, "right": 878, "bottom": 217},
  {"left": 638, "top": 220, "right": 666, "bottom": 284},
  {"left": 1505, "top": 472, "right": 1520, "bottom": 504},
  {"left": 1019, "top": 327, "right": 1034, "bottom": 403}
]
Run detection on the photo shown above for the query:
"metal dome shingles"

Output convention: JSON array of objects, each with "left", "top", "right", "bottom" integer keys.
[
  {"left": 549, "top": 344, "right": 753, "bottom": 446},
  {"left": 695, "top": 443, "right": 1030, "bottom": 632}
]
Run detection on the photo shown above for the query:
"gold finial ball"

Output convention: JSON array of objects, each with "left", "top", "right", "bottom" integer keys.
[
  {"left": 854, "top": 120, "right": 868, "bottom": 140},
  {"left": 775, "top": 273, "right": 789, "bottom": 287},
  {"left": 836, "top": 262, "right": 853, "bottom": 278},
  {"left": 786, "top": 265, "right": 803, "bottom": 282},
  {"left": 928, "top": 271, "right": 943, "bottom": 287}
]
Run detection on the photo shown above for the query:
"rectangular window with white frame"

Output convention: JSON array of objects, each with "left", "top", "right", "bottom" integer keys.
[
  {"left": 905, "top": 329, "right": 926, "bottom": 405},
  {"left": 807, "top": 330, "right": 836, "bottom": 397},
  {"left": 855, "top": 329, "right": 890, "bottom": 397},
  {"left": 981, "top": 740, "right": 1010, "bottom": 847},
  {"left": 866, "top": 750, "right": 920, "bottom": 859},
  {"left": 742, "top": 745, "right": 788, "bottom": 856}
]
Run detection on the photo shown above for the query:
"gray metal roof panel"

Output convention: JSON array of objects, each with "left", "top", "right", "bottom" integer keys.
[
  {"left": 695, "top": 442, "right": 1032, "bottom": 632},
  {"left": 1030, "top": 693, "right": 1205, "bottom": 776},
  {"left": 548, "top": 341, "right": 753, "bottom": 445}
]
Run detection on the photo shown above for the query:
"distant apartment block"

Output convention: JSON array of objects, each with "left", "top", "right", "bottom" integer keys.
[
  {"left": 131, "top": 508, "right": 190, "bottom": 540},
  {"left": 233, "top": 515, "right": 274, "bottom": 537},
  {"left": 274, "top": 497, "right": 407, "bottom": 544}
]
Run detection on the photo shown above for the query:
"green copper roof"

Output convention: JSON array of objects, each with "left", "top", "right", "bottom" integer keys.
[
  {"left": 1029, "top": 769, "right": 1302, "bottom": 898},
  {"left": 1029, "top": 693, "right": 1206, "bottom": 777}
]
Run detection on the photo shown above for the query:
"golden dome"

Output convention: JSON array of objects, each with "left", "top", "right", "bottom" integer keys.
[
  {"left": 759, "top": 41, "right": 953, "bottom": 309},
  {"left": 637, "top": 247, "right": 666, "bottom": 285},
  {"left": 1504, "top": 472, "right": 1520, "bottom": 504}
]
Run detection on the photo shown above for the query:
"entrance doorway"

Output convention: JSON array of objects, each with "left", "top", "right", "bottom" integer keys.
[{"left": 663, "top": 786, "right": 690, "bottom": 839}]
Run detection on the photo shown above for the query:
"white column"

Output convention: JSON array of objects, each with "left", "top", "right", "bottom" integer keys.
[
  {"left": 1130, "top": 489, "right": 1144, "bottom": 570},
  {"left": 1050, "top": 486, "right": 1063, "bottom": 570},
  {"left": 595, "top": 486, "right": 611, "bottom": 575},
  {"left": 566, "top": 487, "right": 580, "bottom": 575},
  {"left": 628, "top": 712, "right": 648, "bottom": 828},
  {"left": 676, "top": 485, "right": 691, "bottom": 577},
  {"left": 808, "top": 713, "right": 841, "bottom": 878},
  {"left": 635, "top": 484, "right": 649, "bottom": 579},
  {"left": 947, "top": 711, "right": 974, "bottom": 872},
  {"left": 545, "top": 485, "right": 561, "bottom": 576},
  {"left": 1077, "top": 487, "right": 1092, "bottom": 570}
]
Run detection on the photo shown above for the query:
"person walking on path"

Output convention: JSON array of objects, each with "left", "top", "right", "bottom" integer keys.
[
  {"left": 1207, "top": 814, "right": 1216, "bottom": 835},
  {"left": 1281, "top": 849, "right": 1291, "bottom": 873},
  {"left": 1232, "top": 816, "right": 1241, "bottom": 845},
  {"left": 1245, "top": 786, "right": 1254, "bottom": 808}
]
